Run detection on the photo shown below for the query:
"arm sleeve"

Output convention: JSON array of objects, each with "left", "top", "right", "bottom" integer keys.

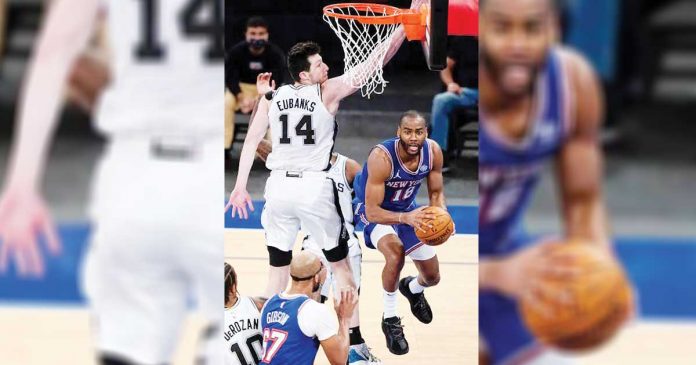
[{"left": 297, "top": 300, "right": 338, "bottom": 341}]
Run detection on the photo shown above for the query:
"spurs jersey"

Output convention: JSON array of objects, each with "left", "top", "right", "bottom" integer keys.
[
  {"left": 479, "top": 47, "right": 572, "bottom": 256},
  {"left": 266, "top": 84, "right": 337, "bottom": 171},
  {"left": 225, "top": 296, "right": 263, "bottom": 365},
  {"left": 96, "top": 0, "right": 224, "bottom": 136},
  {"left": 327, "top": 153, "right": 358, "bottom": 243}
]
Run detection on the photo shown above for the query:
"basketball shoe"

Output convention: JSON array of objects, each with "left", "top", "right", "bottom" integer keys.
[{"left": 399, "top": 276, "right": 433, "bottom": 323}]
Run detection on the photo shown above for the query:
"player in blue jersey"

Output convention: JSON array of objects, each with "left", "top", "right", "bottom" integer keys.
[
  {"left": 478, "top": 0, "right": 622, "bottom": 364},
  {"left": 353, "top": 110, "right": 448, "bottom": 355},
  {"left": 260, "top": 251, "right": 357, "bottom": 365}
]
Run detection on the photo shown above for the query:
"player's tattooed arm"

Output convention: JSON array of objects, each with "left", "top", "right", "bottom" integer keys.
[
  {"left": 365, "top": 148, "right": 434, "bottom": 230},
  {"left": 555, "top": 49, "right": 610, "bottom": 251},
  {"left": 426, "top": 140, "right": 447, "bottom": 210}
]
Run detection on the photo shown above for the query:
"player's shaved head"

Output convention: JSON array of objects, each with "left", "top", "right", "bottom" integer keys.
[
  {"left": 290, "top": 251, "right": 322, "bottom": 280},
  {"left": 399, "top": 110, "right": 427, "bottom": 127}
]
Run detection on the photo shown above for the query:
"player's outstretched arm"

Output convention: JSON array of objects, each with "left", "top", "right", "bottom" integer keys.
[
  {"left": 226, "top": 97, "right": 270, "bottom": 219},
  {"left": 320, "top": 288, "right": 357, "bottom": 365},
  {"left": 555, "top": 49, "right": 610, "bottom": 251},
  {"left": 321, "top": 0, "right": 427, "bottom": 110},
  {"left": 344, "top": 158, "right": 362, "bottom": 187},
  {"left": 426, "top": 140, "right": 447, "bottom": 209},
  {"left": 364, "top": 148, "right": 435, "bottom": 230},
  {"left": 0, "top": 0, "right": 100, "bottom": 278}
]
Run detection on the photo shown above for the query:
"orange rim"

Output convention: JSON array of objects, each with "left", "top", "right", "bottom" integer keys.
[{"left": 323, "top": 3, "right": 404, "bottom": 25}]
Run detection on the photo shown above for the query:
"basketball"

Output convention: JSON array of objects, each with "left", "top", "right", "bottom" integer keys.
[
  {"left": 415, "top": 206, "right": 454, "bottom": 246},
  {"left": 520, "top": 243, "right": 633, "bottom": 351}
]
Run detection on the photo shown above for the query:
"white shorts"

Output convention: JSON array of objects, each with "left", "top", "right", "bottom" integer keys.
[
  {"left": 262, "top": 171, "right": 345, "bottom": 258},
  {"left": 302, "top": 233, "right": 362, "bottom": 298},
  {"left": 82, "top": 135, "right": 223, "bottom": 365},
  {"left": 369, "top": 224, "right": 437, "bottom": 261}
]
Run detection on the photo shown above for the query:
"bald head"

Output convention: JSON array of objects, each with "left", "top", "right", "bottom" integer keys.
[{"left": 290, "top": 251, "right": 322, "bottom": 281}]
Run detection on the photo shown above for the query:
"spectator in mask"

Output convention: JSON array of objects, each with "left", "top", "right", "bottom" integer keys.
[{"left": 225, "top": 16, "right": 286, "bottom": 161}]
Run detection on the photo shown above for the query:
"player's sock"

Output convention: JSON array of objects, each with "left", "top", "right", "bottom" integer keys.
[
  {"left": 383, "top": 289, "right": 398, "bottom": 318},
  {"left": 408, "top": 276, "right": 426, "bottom": 294},
  {"left": 349, "top": 326, "right": 365, "bottom": 345}
]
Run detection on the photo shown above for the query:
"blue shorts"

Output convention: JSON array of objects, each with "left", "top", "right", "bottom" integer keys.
[
  {"left": 354, "top": 203, "right": 425, "bottom": 256},
  {"left": 480, "top": 233, "right": 545, "bottom": 364}
]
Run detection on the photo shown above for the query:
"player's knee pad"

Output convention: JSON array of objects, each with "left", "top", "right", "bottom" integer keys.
[
  {"left": 323, "top": 239, "right": 348, "bottom": 263},
  {"left": 267, "top": 246, "right": 292, "bottom": 267},
  {"left": 100, "top": 353, "right": 150, "bottom": 365}
]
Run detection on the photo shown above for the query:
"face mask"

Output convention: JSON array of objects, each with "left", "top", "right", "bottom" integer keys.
[{"left": 248, "top": 39, "right": 267, "bottom": 49}]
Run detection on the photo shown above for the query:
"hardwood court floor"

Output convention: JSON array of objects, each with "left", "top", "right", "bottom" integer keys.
[
  {"left": 0, "top": 307, "right": 207, "bottom": 364},
  {"left": 225, "top": 228, "right": 480, "bottom": 364}
]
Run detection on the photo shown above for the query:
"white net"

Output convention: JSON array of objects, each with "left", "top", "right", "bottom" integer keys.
[{"left": 323, "top": 5, "right": 402, "bottom": 98}]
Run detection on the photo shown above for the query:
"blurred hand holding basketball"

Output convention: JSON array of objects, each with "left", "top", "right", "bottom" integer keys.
[
  {"left": 226, "top": 187, "right": 254, "bottom": 219},
  {"left": 520, "top": 241, "right": 634, "bottom": 351},
  {"left": 490, "top": 241, "right": 578, "bottom": 310},
  {"left": 256, "top": 72, "right": 276, "bottom": 95},
  {"left": 415, "top": 206, "right": 455, "bottom": 245},
  {"left": 0, "top": 185, "right": 61, "bottom": 277},
  {"left": 401, "top": 206, "right": 436, "bottom": 232}
]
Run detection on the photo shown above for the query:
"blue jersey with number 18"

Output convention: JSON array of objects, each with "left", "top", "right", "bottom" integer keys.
[{"left": 353, "top": 138, "right": 432, "bottom": 213}]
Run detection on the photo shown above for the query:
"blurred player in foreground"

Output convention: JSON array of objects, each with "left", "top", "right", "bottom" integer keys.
[
  {"left": 260, "top": 251, "right": 358, "bottom": 365},
  {"left": 353, "top": 111, "right": 448, "bottom": 355},
  {"left": 0, "top": 1, "right": 223, "bottom": 364},
  {"left": 478, "top": 0, "right": 624, "bottom": 363}
]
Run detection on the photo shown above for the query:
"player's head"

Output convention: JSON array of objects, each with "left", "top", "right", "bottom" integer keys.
[
  {"left": 289, "top": 251, "right": 327, "bottom": 295},
  {"left": 480, "top": 0, "right": 559, "bottom": 98},
  {"left": 397, "top": 110, "right": 428, "bottom": 156},
  {"left": 245, "top": 16, "right": 269, "bottom": 51},
  {"left": 225, "top": 262, "right": 238, "bottom": 305},
  {"left": 288, "top": 42, "right": 329, "bottom": 85}
]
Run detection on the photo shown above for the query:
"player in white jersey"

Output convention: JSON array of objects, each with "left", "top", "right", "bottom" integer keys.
[
  {"left": 225, "top": 263, "right": 266, "bottom": 365},
  {"left": 227, "top": 0, "right": 425, "bottom": 302},
  {"left": 256, "top": 138, "right": 380, "bottom": 365},
  {"left": 0, "top": 1, "right": 223, "bottom": 364}
]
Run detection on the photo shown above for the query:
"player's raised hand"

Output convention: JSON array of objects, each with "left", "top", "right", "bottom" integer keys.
[
  {"left": 334, "top": 287, "right": 358, "bottom": 320},
  {"left": 402, "top": 206, "right": 436, "bottom": 233},
  {"left": 0, "top": 186, "right": 61, "bottom": 278},
  {"left": 256, "top": 72, "right": 276, "bottom": 95},
  {"left": 226, "top": 187, "right": 254, "bottom": 219}
]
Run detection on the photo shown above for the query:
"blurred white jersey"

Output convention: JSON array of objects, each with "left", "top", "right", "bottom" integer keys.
[
  {"left": 266, "top": 84, "right": 337, "bottom": 171},
  {"left": 224, "top": 296, "right": 263, "bottom": 365},
  {"left": 96, "top": 0, "right": 224, "bottom": 136}
]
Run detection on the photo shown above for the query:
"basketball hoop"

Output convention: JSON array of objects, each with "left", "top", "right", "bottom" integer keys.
[{"left": 323, "top": 3, "right": 428, "bottom": 98}]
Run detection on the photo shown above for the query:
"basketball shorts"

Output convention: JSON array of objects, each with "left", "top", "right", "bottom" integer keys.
[
  {"left": 262, "top": 170, "right": 348, "bottom": 261},
  {"left": 480, "top": 233, "right": 576, "bottom": 365},
  {"left": 302, "top": 231, "right": 362, "bottom": 298},
  {"left": 354, "top": 202, "right": 436, "bottom": 261},
  {"left": 83, "top": 135, "right": 223, "bottom": 365}
]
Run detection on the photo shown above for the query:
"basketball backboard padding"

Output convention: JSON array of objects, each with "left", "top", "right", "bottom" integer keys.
[
  {"left": 425, "top": 0, "right": 448, "bottom": 70},
  {"left": 449, "top": 0, "right": 479, "bottom": 36}
]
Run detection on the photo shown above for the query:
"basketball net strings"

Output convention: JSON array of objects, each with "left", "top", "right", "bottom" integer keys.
[{"left": 323, "top": 6, "right": 401, "bottom": 98}]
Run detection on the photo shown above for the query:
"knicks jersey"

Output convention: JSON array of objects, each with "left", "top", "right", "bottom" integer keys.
[
  {"left": 266, "top": 84, "right": 337, "bottom": 171},
  {"left": 479, "top": 48, "right": 572, "bottom": 255},
  {"left": 96, "top": 0, "right": 224, "bottom": 135},
  {"left": 225, "top": 296, "right": 263, "bottom": 365},
  {"left": 354, "top": 138, "right": 433, "bottom": 212},
  {"left": 260, "top": 294, "right": 320, "bottom": 365}
]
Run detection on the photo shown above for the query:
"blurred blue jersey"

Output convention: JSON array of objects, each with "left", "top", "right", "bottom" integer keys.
[{"left": 479, "top": 47, "right": 572, "bottom": 256}]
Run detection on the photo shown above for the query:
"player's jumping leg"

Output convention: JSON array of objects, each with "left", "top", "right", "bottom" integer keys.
[
  {"left": 375, "top": 233, "right": 409, "bottom": 355},
  {"left": 400, "top": 254, "right": 440, "bottom": 323}
]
